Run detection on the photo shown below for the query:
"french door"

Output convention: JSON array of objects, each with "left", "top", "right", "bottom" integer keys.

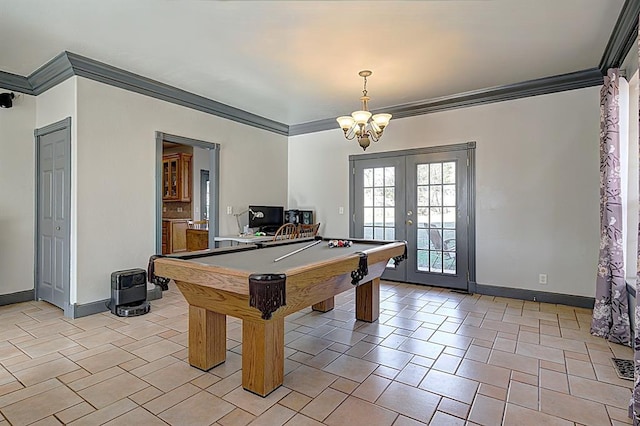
[{"left": 351, "top": 143, "right": 474, "bottom": 290}]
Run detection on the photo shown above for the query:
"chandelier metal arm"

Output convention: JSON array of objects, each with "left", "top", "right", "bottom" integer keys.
[{"left": 336, "top": 70, "right": 391, "bottom": 151}]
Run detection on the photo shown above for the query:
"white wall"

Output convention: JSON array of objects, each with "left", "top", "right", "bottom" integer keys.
[
  {"left": 35, "top": 77, "right": 78, "bottom": 302},
  {"left": 289, "top": 87, "right": 601, "bottom": 297},
  {"left": 0, "top": 89, "right": 36, "bottom": 295},
  {"left": 75, "top": 77, "right": 288, "bottom": 304}
]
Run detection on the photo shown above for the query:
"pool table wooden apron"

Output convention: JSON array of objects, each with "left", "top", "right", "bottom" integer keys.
[{"left": 152, "top": 239, "right": 406, "bottom": 396}]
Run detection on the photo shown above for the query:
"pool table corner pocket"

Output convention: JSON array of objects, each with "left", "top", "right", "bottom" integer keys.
[{"left": 249, "top": 273, "right": 287, "bottom": 320}]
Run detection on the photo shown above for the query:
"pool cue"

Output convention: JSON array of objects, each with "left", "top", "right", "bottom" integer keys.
[{"left": 274, "top": 240, "right": 322, "bottom": 262}]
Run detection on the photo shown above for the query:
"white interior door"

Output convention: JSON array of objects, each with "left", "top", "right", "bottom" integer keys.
[{"left": 36, "top": 118, "right": 71, "bottom": 311}]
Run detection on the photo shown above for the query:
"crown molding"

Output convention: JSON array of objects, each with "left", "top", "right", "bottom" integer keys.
[
  {"left": 0, "top": 0, "right": 633, "bottom": 136},
  {"left": 65, "top": 52, "right": 289, "bottom": 135},
  {"left": 289, "top": 68, "right": 604, "bottom": 136},
  {"left": 599, "top": 0, "right": 640, "bottom": 71},
  {"left": 29, "top": 52, "right": 75, "bottom": 95},
  {"left": 0, "top": 70, "right": 33, "bottom": 93}
]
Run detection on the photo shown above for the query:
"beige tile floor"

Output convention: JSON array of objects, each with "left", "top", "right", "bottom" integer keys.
[{"left": 0, "top": 281, "right": 634, "bottom": 425}]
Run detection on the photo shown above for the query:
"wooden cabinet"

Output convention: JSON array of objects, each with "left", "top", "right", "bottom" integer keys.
[
  {"left": 162, "top": 153, "right": 192, "bottom": 202},
  {"left": 162, "top": 219, "right": 189, "bottom": 254},
  {"left": 186, "top": 229, "right": 209, "bottom": 251}
]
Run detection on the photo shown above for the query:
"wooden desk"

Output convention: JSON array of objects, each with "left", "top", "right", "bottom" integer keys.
[
  {"left": 152, "top": 238, "right": 406, "bottom": 396},
  {"left": 186, "top": 228, "right": 209, "bottom": 251},
  {"left": 214, "top": 234, "right": 275, "bottom": 244}
]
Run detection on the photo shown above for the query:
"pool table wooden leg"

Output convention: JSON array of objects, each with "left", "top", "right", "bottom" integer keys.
[
  {"left": 355, "top": 277, "right": 380, "bottom": 322},
  {"left": 242, "top": 317, "right": 284, "bottom": 397},
  {"left": 312, "top": 297, "right": 335, "bottom": 312},
  {"left": 188, "top": 306, "right": 226, "bottom": 370}
]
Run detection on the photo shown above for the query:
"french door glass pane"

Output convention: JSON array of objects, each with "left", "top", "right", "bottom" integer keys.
[
  {"left": 443, "top": 207, "right": 456, "bottom": 228},
  {"left": 385, "top": 208, "right": 395, "bottom": 226},
  {"left": 364, "top": 188, "right": 373, "bottom": 206},
  {"left": 443, "top": 185, "right": 456, "bottom": 206},
  {"left": 417, "top": 229, "right": 428, "bottom": 249},
  {"left": 362, "top": 167, "right": 396, "bottom": 241},
  {"left": 430, "top": 163, "right": 442, "bottom": 184},
  {"left": 364, "top": 169, "right": 374, "bottom": 187},
  {"left": 417, "top": 164, "right": 429, "bottom": 185},
  {"left": 374, "top": 208, "right": 384, "bottom": 226},
  {"left": 374, "top": 188, "right": 385, "bottom": 206},
  {"left": 364, "top": 208, "right": 373, "bottom": 226},
  {"left": 385, "top": 188, "right": 395, "bottom": 206},
  {"left": 384, "top": 167, "right": 395, "bottom": 186},
  {"left": 384, "top": 228, "right": 395, "bottom": 240},
  {"left": 417, "top": 187, "right": 429, "bottom": 206},
  {"left": 364, "top": 226, "right": 373, "bottom": 239},
  {"left": 417, "top": 208, "right": 428, "bottom": 227},
  {"left": 416, "top": 161, "right": 457, "bottom": 274},
  {"left": 374, "top": 168, "right": 384, "bottom": 186}
]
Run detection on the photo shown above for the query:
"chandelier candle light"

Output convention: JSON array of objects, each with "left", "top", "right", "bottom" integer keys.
[{"left": 337, "top": 70, "right": 392, "bottom": 151}]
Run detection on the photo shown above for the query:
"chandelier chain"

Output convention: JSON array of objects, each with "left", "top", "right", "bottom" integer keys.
[{"left": 336, "top": 70, "right": 391, "bottom": 151}]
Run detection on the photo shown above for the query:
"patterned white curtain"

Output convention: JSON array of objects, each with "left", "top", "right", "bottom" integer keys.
[
  {"left": 634, "top": 21, "right": 640, "bottom": 424},
  {"left": 591, "top": 68, "right": 631, "bottom": 345}
]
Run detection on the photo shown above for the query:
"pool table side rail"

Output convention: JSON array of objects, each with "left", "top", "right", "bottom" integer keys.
[
  {"left": 172, "top": 256, "right": 393, "bottom": 322},
  {"left": 159, "top": 242, "right": 405, "bottom": 321},
  {"left": 152, "top": 240, "right": 405, "bottom": 296},
  {"left": 153, "top": 258, "right": 252, "bottom": 293}
]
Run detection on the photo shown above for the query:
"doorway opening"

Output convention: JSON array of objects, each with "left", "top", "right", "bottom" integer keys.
[{"left": 155, "top": 132, "right": 220, "bottom": 255}]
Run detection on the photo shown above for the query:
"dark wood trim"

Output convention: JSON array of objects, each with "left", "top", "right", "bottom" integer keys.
[
  {"left": 348, "top": 141, "right": 476, "bottom": 161},
  {"left": 0, "top": 290, "right": 35, "bottom": 306},
  {"left": 29, "top": 52, "right": 75, "bottom": 95},
  {"left": 0, "top": 70, "right": 32, "bottom": 94},
  {"left": 66, "top": 52, "right": 289, "bottom": 135},
  {"left": 599, "top": 0, "right": 640, "bottom": 71},
  {"left": 290, "top": 69, "right": 604, "bottom": 136},
  {"left": 1, "top": 0, "right": 634, "bottom": 132},
  {"left": 475, "top": 284, "right": 595, "bottom": 309},
  {"left": 71, "top": 299, "right": 110, "bottom": 318}
]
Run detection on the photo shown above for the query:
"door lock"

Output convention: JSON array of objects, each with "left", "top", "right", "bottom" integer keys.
[
  {"left": 56, "top": 226, "right": 61, "bottom": 230},
  {"left": 407, "top": 210, "right": 413, "bottom": 216}
]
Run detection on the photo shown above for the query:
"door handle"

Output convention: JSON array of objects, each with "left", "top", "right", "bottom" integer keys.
[
  {"left": 406, "top": 220, "right": 413, "bottom": 225},
  {"left": 56, "top": 226, "right": 61, "bottom": 230}
]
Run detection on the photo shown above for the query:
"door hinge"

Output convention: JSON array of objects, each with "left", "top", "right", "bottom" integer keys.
[
  {"left": 352, "top": 214, "right": 356, "bottom": 223},
  {"left": 353, "top": 167, "right": 356, "bottom": 175},
  {"left": 466, "top": 158, "right": 469, "bottom": 167}
]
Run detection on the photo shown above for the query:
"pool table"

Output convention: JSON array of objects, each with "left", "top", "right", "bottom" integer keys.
[{"left": 151, "top": 237, "right": 406, "bottom": 396}]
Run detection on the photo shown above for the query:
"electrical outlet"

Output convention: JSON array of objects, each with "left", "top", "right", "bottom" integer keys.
[
  {"left": 339, "top": 207, "right": 344, "bottom": 215},
  {"left": 227, "top": 206, "right": 233, "bottom": 215},
  {"left": 539, "top": 274, "right": 547, "bottom": 285}
]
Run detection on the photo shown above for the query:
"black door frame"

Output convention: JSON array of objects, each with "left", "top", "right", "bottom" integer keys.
[
  {"left": 349, "top": 142, "right": 477, "bottom": 291},
  {"left": 155, "top": 132, "right": 220, "bottom": 253},
  {"left": 34, "top": 117, "right": 72, "bottom": 315}
]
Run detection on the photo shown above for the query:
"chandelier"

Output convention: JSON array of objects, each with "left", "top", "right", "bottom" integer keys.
[{"left": 336, "top": 70, "right": 392, "bottom": 151}]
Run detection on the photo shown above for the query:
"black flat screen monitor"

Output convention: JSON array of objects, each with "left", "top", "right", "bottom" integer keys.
[{"left": 248, "top": 206, "right": 284, "bottom": 233}]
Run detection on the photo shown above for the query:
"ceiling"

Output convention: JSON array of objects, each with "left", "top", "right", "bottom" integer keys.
[{"left": 0, "top": 0, "right": 627, "bottom": 126}]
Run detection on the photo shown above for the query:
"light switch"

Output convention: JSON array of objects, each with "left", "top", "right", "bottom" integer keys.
[{"left": 339, "top": 207, "right": 344, "bottom": 215}]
